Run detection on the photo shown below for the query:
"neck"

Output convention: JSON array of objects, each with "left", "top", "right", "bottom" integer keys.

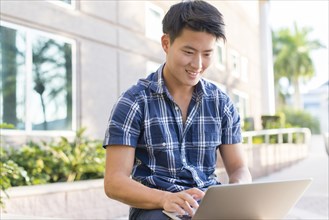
[{"left": 163, "top": 67, "right": 195, "bottom": 98}]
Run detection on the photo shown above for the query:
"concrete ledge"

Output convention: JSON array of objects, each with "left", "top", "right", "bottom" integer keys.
[
  {"left": 2, "top": 143, "right": 309, "bottom": 219},
  {"left": 1, "top": 213, "right": 67, "bottom": 220},
  {"left": 2, "top": 179, "right": 129, "bottom": 219}
]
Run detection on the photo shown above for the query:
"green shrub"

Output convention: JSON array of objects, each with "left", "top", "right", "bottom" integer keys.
[
  {"left": 0, "top": 148, "right": 29, "bottom": 208},
  {"left": 279, "top": 107, "right": 320, "bottom": 134},
  {"left": 261, "top": 115, "right": 282, "bottom": 129},
  {"left": 1, "top": 128, "right": 105, "bottom": 188}
]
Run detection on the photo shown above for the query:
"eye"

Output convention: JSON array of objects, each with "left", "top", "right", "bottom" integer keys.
[
  {"left": 204, "top": 52, "right": 213, "bottom": 57},
  {"left": 183, "top": 50, "right": 193, "bottom": 55}
]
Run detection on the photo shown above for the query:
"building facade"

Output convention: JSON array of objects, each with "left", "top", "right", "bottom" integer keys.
[
  {"left": 0, "top": 0, "right": 274, "bottom": 143},
  {"left": 303, "top": 81, "right": 329, "bottom": 134}
]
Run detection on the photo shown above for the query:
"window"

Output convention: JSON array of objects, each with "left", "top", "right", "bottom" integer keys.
[
  {"left": 241, "top": 56, "right": 249, "bottom": 82},
  {"left": 145, "top": 2, "right": 164, "bottom": 42},
  {"left": 59, "top": 0, "right": 72, "bottom": 4},
  {"left": 0, "top": 22, "right": 75, "bottom": 132},
  {"left": 230, "top": 50, "right": 240, "bottom": 77},
  {"left": 215, "top": 41, "right": 225, "bottom": 70},
  {"left": 232, "top": 90, "right": 249, "bottom": 123},
  {"left": 48, "top": 0, "right": 76, "bottom": 9}
]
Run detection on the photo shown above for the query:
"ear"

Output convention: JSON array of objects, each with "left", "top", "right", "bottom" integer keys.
[{"left": 161, "top": 34, "right": 170, "bottom": 53}]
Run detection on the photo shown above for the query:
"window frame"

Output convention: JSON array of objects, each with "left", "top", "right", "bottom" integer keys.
[
  {"left": 47, "top": 0, "right": 76, "bottom": 10},
  {"left": 0, "top": 21, "right": 77, "bottom": 136}
]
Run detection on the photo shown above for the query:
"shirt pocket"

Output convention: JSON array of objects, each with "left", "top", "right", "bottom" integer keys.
[
  {"left": 146, "top": 133, "right": 181, "bottom": 172},
  {"left": 148, "top": 134, "right": 167, "bottom": 149}
]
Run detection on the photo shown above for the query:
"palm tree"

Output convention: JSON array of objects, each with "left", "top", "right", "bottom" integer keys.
[{"left": 272, "top": 22, "right": 325, "bottom": 109}]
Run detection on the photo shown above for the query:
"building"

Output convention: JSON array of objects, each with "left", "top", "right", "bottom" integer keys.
[
  {"left": 303, "top": 81, "right": 329, "bottom": 133},
  {"left": 0, "top": 0, "right": 274, "bottom": 144}
]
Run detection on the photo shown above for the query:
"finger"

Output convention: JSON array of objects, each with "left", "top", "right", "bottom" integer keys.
[
  {"left": 183, "top": 200, "right": 197, "bottom": 216},
  {"left": 180, "top": 191, "right": 201, "bottom": 209},
  {"left": 170, "top": 203, "right": 186, "bottom": 215},
  {"left": 183, "top": 196, "right": 199, "bottom": 210},
  {"left": 186, "top": 188, "right": 205, "bottom": 199},
  {"left": 175, "top": 194, "right": 198, "bottom": 216},
  {"left": 163, "top": 195, "right": 188, "bottom": 215}
]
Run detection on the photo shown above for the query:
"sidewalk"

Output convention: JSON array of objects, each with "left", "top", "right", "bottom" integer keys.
[{"left": 255, "top": 135, "right": 329, "bottom": 219}]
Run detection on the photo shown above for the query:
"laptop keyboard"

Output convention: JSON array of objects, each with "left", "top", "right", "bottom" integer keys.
[{"left": 176, "top": 214, "right": 192, "bottom": 220}]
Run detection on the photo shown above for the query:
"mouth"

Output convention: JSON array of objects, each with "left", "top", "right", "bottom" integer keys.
[{"left": 186, "top": 69, "right": 201, "bottom": 77}]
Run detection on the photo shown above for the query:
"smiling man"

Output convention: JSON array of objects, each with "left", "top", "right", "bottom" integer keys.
[{"left": 103, "top": 1, "right": 252, "bottom": 219}]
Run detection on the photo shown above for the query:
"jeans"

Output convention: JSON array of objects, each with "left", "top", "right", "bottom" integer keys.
[{"left": 129, "top": 207, "right": 170, "bottom": 220}]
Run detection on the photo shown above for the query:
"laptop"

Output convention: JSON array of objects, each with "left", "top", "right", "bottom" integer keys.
[{"left": 163, "top": 178, "right": 312, "bottom": 220}]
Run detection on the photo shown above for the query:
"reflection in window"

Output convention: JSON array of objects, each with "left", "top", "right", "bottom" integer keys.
[
  {"left": 0, "top": 24, "right": 74, "bottom": 131},
  {"left": 0, "top": 26, "right": 26, "bottom": 130}
]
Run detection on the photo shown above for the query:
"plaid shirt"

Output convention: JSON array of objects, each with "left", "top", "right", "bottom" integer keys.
[{"left": 103, "top": 64, "right": 242, "bottom": 192}]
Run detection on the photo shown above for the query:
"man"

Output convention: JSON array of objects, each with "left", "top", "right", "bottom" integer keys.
[{"left": 103, "top": 1, "right": 252, "bottom": 219}]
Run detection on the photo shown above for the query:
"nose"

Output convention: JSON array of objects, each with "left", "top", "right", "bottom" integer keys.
[{"left": 190, "top": 54, "right": 203, "bottom": 72}]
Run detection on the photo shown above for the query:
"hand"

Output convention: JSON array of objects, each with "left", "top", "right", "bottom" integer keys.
[{"left": 161, "top": 188, "right": 205, "bottom": 216}]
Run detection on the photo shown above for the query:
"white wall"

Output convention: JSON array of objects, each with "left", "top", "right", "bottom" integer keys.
[{"left": 1, "top": 0, "right": 268, "bottom": 141}]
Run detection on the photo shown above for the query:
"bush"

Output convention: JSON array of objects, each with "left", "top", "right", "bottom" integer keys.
[
  {"left": 0, "top": 150, "right": 28, "bottom": 208},
  {"left": 261, "top": 114, "right": 285, "bottom": 129},
  {"left": 1, "top": 128, "right": 105, "bottom": 188},
  {"left": 279, "top": 107, "right": 320, "bottom": 134}
]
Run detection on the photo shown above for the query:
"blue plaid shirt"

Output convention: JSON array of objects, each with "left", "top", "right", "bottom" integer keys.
[{"left": 103, "top": 64, "right": 242, "bottom": 192}]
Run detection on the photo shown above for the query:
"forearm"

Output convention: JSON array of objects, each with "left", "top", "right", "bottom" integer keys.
[
  {"left": 228, "top": 166, "right": 252, "bottom": 184},
  {"left": 104, "top": 173, "right": 169, "bottom": 209}
]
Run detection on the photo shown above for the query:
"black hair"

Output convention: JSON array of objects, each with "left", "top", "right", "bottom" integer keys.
[{"left": 162, "top": 0, "right": 226, "bottom": 43}]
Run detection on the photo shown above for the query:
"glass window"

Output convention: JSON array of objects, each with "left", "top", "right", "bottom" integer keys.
[
  {"left": 47, "top": 0, "right": 75, "bottom": 9},
  {"left": 0, "top": 26, "right": 26, "bottom": 130},
  {"left": 145, "top": 2, "right": 164, "bottom": 42},
  {"left": 217, "top": 46, "right": 223, "bottom": 64},
  {"left": 232, "top": 91, "right": 248, "bottom": 122},
  {"left": 241, "top": 56, "right": 249, "bottom": 82},
  {"left": 0, "top": 23, "right": 74, "bottom": 131},
  {"left": 230, "top": 50, "right": 240, "bottom": 77},
  {"left": 216, "top": 42, "right": 225, "bottom": 70}
]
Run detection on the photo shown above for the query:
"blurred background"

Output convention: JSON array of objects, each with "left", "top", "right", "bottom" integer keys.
[{"left": 0, "top": 0, "right": 328, "bottom": 219}]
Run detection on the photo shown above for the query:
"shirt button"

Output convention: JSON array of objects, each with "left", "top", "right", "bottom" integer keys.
[
  {"left": 175, "top": 106, "right": 179, "bottom": 111},
  {"left": 182, "top": 158, "right": 186, "bottom": 163},
  {"left": 162, "top": 142, "right": 166, "bottom": 147}
]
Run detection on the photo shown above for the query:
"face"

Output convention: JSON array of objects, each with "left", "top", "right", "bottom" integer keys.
[{"left": 161, "top": 28, "right": 217, "bottom": 89}]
